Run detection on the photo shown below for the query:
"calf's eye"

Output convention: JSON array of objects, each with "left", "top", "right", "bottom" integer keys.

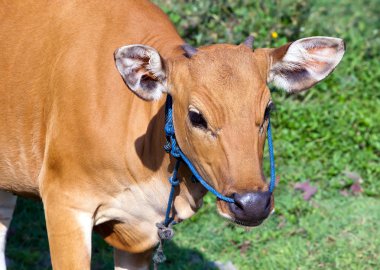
[
  {"left": 188, "top": 109, "right": 208, "bottom": 130},
  {"left": 264, "top": 101, "right": 275, "bottom": 121},
  {"left": 260, "top": 101, "right": 275, "bottom": 134}
]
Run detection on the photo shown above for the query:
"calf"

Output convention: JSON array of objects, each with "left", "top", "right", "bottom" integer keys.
[{"left": 0, "top": 0, "right": 344, "bottom": 269}]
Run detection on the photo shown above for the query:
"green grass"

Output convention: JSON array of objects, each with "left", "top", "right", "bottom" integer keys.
[
  {"left": 6, "top": 0, "right": 380, "bottom": 269},
  {"left": 163, "top": 193, "right": 380, "bottom": 270},
  {"left": 8, "top": 194, "right": 380, "bottom": 269}
]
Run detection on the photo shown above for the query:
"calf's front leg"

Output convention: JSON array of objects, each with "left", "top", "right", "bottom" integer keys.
[{"left": 43, "top": 190, "right": 94, "bottom": 270}]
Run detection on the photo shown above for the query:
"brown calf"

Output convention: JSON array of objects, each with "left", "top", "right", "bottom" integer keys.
[{"left": 0, "top": 0, "right": 344, "bottom": 269}]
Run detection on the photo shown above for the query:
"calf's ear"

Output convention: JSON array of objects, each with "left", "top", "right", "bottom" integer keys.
[
  {"left": 114, "top": 45, "right": 167, "bottom": 101},
  {"left": 268, "top": 36, "right": 345, "bottom": 93}
]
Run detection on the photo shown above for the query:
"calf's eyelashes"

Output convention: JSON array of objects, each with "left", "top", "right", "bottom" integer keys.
[{"left": 188, "top": 108, "right": 208, "bottom": 130}]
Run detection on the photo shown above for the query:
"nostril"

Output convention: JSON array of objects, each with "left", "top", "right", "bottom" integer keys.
[
  {"left": 232, "top": 193, "right": 244, "bottom": 210},
  {"left": 265, "top": 194, "right": 271, "bottom": 209}
]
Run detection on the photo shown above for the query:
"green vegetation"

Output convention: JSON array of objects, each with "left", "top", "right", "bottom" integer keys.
[{"left": 6, "top": 0, "right": 380, "bottom": 269}]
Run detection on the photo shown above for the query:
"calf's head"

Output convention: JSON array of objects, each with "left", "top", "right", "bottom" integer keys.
[{"left": 115, "top": 36, "right": 345, "bottom": 226}]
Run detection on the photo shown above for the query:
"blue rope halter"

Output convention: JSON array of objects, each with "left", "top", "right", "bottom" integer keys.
[{"left": 152, "top": 94, "right": 276, "bottom": 265}]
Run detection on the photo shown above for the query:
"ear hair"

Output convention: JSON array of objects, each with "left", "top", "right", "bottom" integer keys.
[
  {"left": 268, "top": 36, "right": 345, "bottom": 93},
  {"left": 114, "top": 45, "right": 167, "bottom": 101}
]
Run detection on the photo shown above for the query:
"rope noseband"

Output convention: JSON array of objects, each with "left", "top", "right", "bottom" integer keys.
[{"left": 153, "top": 94, "right": 276, "bottom": 266}]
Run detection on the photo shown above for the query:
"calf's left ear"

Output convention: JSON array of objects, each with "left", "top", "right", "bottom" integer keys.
[
  {"left": 268, "top": 36, "right": 345, "bottom": 93},
  {"left": 114, "top": 45, "right": 167, "bottom": 101}
]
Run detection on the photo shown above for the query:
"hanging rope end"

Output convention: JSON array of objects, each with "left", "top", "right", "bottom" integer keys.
[{"left": 152, "top": 245, "right": 166, "bottom": 264}]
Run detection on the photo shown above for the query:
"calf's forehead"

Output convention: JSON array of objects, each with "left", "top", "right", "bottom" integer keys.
[{"left": 175, "top": 45, "right": 271, "bottom": 109}]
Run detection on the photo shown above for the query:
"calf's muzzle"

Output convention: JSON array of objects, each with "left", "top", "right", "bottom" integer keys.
[{"left": 229, "top": 191, "right": 272, "bottom": 226}]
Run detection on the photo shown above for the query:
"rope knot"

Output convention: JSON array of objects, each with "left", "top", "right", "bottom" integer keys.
[
  {"left": 164, "top": 123, "right": 175, "bottom": 136},
  {"left": 170, "top": 140, "right": 181, "bottom": 158},
  {"left": 163, "top": 140, "right": 171, "bottom": 153},
  {"left": 156, "top": 222, "right": 175, "bottom": 240},
  {"left": 153, "top": 221, "right": 175, "bottom": 267},
  {"left": 164, "top": 108, "right": 175, "bottom": 137},
  {"left": 169, "top": 176, "right": 179, "bottom": 186}
]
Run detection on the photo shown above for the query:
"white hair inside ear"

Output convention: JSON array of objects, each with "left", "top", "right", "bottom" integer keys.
[
  {"left": 114, "top": 45, "right": 168, "bottom": 101},
  {"left": 269, "top": 36, "right": 345, "bottom": 93}
]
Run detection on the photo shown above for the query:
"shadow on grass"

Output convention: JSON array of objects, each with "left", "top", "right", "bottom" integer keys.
[
  {"left": 6, "top": 197, "right": 217, "bottom": 270},
  {"left": 154, "top": 240, "right": 218, "bottom": 270}
]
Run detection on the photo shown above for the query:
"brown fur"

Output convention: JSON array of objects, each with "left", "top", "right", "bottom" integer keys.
[{"left": 0, "top": 1, "right": 344, "bottom": 269}]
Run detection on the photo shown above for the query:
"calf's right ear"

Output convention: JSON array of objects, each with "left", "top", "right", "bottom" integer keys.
[
  {"left": 268, "top": 36, "right": 345, "bottom": 93},
  {"left": 114, "top": 45, "right": 168, "bottom": 101}
]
